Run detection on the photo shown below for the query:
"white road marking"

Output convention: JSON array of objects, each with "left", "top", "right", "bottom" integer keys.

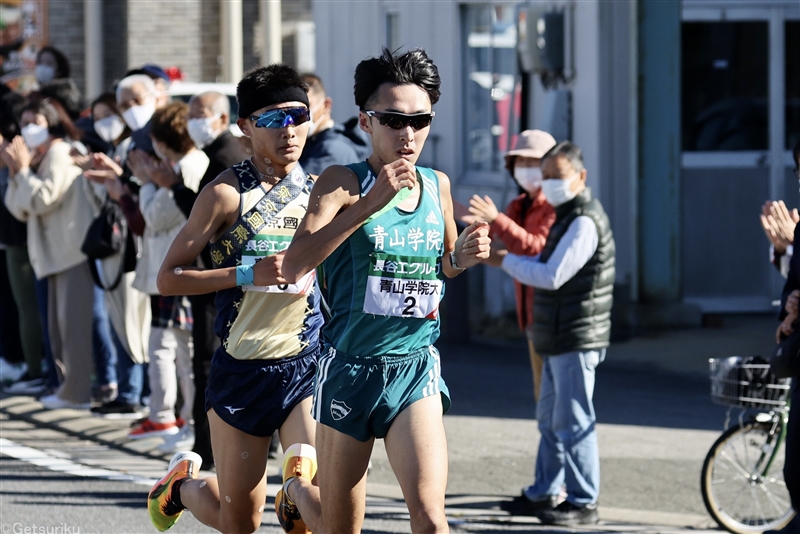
[{"left": 0, "top": 437, "right": 157, "bottom": 486}]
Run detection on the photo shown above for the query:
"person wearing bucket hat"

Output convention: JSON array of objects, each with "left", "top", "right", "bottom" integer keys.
[{"left": 466, "top": 129, "right": 557, "bottom": 405}]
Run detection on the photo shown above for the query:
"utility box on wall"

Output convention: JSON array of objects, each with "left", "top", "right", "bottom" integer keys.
[{"left": 518, "top": 7, "right": 565, "bottom": 75}]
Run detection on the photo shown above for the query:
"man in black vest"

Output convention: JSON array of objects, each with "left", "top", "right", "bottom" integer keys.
[{"left": 496, "top": 141, "right": 615, "bottom": 525}]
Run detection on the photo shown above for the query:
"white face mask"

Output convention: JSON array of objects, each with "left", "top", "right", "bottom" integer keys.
[
  {"left": 187, "top": 115, "right": 220, "bottom": 149},
  {"left": 121, "top": 102, "right": 155, "bottom": 132},
  {"left": 541, "top": 172, "right": 581, "bottom": 207},
  {"left": 21, "top": 123, "right": 49, "bottom": 149},
  {"left": 514, "top": 166, "right": 543, "bottom": 193},
  {"left": 93, "top": 115, "right": 126, "bottom": 144},
  {"left": 35, "top": 64, "right": 56, "bottom": 84}
]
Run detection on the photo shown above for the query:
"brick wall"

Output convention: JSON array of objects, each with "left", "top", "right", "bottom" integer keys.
[
  {"left": 103, "top": 0, "right": 129, "bottom": 90},
  {"left": 47, "top": 0, "right": 86, "bottom": 98},
  {"left": 126, "top": 0, "right": 207, "bottom": 82},
  {"left": 45, "top": 0, "right": 314, "bottom": 94}
]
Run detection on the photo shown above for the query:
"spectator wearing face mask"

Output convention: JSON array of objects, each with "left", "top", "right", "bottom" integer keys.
[
  {"left": 34, "top": 46, "right": 70, "bottom": 87},
  {"left": 1, "top": 98, "right": 96, "bottom": 409},
  {"left": 298, "top": 73, "right": 371, "bottom": 176},
  {"left": 463, "top": 130, "right": 557, "bottom": 402},
  {"left": 146, "top": 90, "right": 248, "bottom": 468},
  {"left": 80, "top": 92, "right": 151, "bottom": 420},
  {"left": 129, "top": 101, "right": 208, "bottom": 449}
]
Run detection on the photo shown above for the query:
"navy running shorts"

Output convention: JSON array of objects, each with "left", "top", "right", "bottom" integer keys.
[{"left": 206, "top": 342, "right": 319, "bottom": 437}]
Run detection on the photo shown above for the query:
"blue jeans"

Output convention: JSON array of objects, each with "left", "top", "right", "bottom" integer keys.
[
  {"left": 34, "top": 277, "right": 58, "bottom": 389},
  {"left": 92, "top": 284, "right": 117, "bottom": 387},
  {"left": 110, "top": 327, "right": 143, "bottom": 406},
  {"left": 524, "top": 349, "right": 605, "bottom": 506}
]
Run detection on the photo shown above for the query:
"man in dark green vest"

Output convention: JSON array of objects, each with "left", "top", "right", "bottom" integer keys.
[{"left": 496, "top": 141, "right": 615, "bottom": 526}]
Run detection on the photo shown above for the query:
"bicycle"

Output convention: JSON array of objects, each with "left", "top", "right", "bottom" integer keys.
[{"left": 701, "top": 356, "right": 795, "bottom": 533}]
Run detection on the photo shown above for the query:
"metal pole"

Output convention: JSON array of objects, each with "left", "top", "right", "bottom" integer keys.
[
  {"left": 83, "top": 0, "right": 103, "bottom": 100},
  {"left": 221, "top": 0, "right": 243, "bottom": 83},
  {"left": 260, "top": 0, "right": 282, "bottom": 65}
]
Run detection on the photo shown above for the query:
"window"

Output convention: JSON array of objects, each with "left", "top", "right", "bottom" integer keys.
[
  {"left": 386, "top": 11, "right": 400, "bottom": 52},
  {"left": 681, "top": 22, "right": 769, "bottom": 151},
  {"left": 461, "top": 4, "right": 521, "bottom": 174}
]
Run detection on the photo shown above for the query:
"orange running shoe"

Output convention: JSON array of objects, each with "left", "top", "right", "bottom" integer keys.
[
  {"left": 275, "top": 443, "right": 317, "bottom": 534},
  {"left": 148, "top": 451, "right": 202, "bottom": 531}
]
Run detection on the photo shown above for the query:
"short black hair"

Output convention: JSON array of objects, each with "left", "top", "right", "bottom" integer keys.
[
  {"left": 20, "top": 97, "right": 81, "bottom": 142},
  {"left": 236, "top": 64, "right": 309, "bottom": 119},
  {"left": 542, "top": 141, "right": 585, "bottom": 172},
  {"left": 0, "top": 86, "right": 25, "bottom": 139},
  {"left": 354, "top": 48, "right": 441, "bottom": 110},
  {"left": 301, "top": 73, "right": 326, "bottom": 98},
  {"left": 36, "top": 46, "right": 71, "bottom": 79}
]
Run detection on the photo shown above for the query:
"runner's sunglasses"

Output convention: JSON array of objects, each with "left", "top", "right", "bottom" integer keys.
[
  {"left": 363, "top": 110, "right": 435, "bottom": 131},
  {"left": 249, "top": 107, "right": 310, "bottom": 128}
]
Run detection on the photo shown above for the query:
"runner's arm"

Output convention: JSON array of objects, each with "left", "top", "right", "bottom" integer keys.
[
  {"left": 282, "top": 160, "right": 417, "bottom": 283},
  {"left": 157, "top": 172, "right": 285, "bottom": 295},
  {"left": 437, "top": 170, "right": 491, "bottom": 277}
]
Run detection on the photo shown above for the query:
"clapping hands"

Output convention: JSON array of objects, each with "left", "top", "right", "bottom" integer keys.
[{"left": 761, "top": 200, "right": 798, "bottom": 255}]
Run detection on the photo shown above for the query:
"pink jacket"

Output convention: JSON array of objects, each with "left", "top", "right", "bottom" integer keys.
[{"left": 490, "top": 189, "right": 556, "bottom": 331}]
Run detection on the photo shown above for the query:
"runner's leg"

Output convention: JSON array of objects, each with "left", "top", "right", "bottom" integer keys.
[
  {"left": 180, "top": 408, "right": 270, "bottom": 532},
  {"left": 316, "top": 422, "right": 374, "bottom": 534},
  {"left": 277, "top": 396, "right": 322, "bottom": 531},
  {"left": 384, "top": 394, "right": 449, "bottom": 534}
]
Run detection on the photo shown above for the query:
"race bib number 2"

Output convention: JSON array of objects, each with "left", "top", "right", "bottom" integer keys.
[
  {"left": 363, "top": 253, "right": 443, "bottom": 319},
  {"left": 241, "top": 235, "right": 314, "bottom": 294}
]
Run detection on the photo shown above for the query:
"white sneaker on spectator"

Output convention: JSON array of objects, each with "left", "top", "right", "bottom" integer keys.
[
  {"left": 40, "top": 393, "right": 91, "bottom": 410},
  {"left": 157, "top": 425, "right": 195, "bottom": 453},
  {"left": 0, "top": 358, "right": 27, "bottom": 385},
  {"left": 4, "top": 375, "right": 47, "bottom": 396}
]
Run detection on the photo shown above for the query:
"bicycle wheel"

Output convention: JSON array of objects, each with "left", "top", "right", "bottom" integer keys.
[{"left": 701, "top": 421, "right": 795, "bottom": 533}]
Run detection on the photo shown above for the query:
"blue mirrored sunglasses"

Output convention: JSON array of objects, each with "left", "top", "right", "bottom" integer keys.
[{"left": 249, "top": 107, "right": 310, "bottom": 128}]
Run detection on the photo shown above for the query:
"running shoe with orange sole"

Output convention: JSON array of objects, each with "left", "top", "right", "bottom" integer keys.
[
  {"left": 275, "top": 443, "right": 317, "bottom": 534},
  {"left": 129, "top": 418, "right": 180, "bottom": 440},
  {"left": 148, "top": 451, "right": 202, "bottom": 531}
]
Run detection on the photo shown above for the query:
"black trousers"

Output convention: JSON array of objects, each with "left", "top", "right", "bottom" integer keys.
[
  {"left": 190, "top": 292, "right": 218, "bottom": 468},
  {"left": 787, "top": 378, "right": 800, "bottom": 512},
  {"left": 0, "top": 249, "right": 24, "bottom": 364}
]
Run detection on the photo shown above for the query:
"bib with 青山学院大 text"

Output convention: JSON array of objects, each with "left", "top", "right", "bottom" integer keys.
[{"left": 320, "top": 161, "right": 447, "bottom": 357}]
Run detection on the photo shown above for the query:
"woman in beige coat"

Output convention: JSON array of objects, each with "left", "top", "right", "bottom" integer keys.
[{"left": 2, "top": 99, "right": 96, "bottom": 409}]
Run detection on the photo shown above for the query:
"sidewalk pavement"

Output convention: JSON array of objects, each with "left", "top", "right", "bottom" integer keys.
[{"left": 0, "top": 313, "right": 780, "bottom": 532}]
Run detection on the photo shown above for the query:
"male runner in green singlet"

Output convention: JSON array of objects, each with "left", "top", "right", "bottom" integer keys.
[
  {"left": 282, "top": 48, "right": 491, "bottom": 534},
  {"left": 150, "top": 64, "right": 322, "bottom": 534}
]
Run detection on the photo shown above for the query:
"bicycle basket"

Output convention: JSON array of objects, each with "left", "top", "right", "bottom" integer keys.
[{"left": 709, "top": 356, "right": 791, "bottom": 409}]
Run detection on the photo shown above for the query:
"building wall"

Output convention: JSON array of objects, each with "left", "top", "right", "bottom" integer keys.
[
  {"left": 126, "top": 0, "right": 206, "bottom": 82},
  {"left": 315, "top": 0, "right": 636, "bottom": 321},
  {"left": 47, "top": 0, "right": 86, "bottom": 96}
]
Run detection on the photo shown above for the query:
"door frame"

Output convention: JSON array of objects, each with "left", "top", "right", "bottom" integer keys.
[{"left": 681, "top": 2, "right": 800, "bottom": 312}]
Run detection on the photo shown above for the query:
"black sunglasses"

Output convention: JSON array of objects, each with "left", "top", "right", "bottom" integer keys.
[{"left": 363, "top": 110, "right": 435, "bottom": 131}]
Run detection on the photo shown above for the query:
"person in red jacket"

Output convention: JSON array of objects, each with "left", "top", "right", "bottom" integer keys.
[{"left": 466, "top": 130, "right": 556, "bottom": 401}]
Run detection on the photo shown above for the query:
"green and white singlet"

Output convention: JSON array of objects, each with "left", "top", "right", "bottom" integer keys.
[{"left": 320, "top": 161, "right": 447, "bottom": 356}]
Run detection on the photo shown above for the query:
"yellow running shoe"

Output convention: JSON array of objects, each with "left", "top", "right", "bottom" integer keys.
[
  {"left": 275, "top": 443, "right": 317, "bottom": 534},
  {"left": 148, "top": 451, "right": 202, "bottom": 531}
]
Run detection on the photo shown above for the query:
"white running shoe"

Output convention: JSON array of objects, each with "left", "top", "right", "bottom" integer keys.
[{"left": 40, "top": 393, "right": 91, "bottom": 410}]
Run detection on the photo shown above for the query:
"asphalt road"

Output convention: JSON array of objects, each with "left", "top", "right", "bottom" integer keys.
[{"left": 0, "top": 338, "right": 737, "bottom": 533}]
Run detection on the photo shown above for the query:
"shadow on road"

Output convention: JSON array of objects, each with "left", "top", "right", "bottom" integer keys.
[{"left": 439, "top": 341, "right": 729, "bottom": 432}]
